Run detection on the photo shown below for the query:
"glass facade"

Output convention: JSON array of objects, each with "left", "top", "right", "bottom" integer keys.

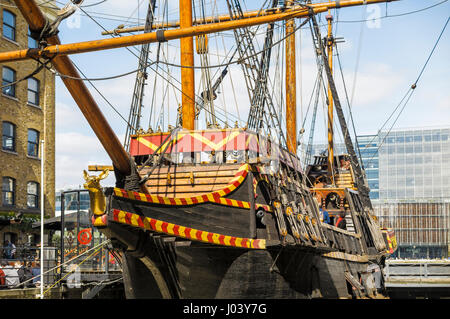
[
  {"left": 378, "top": 128, "right": 450, "bottom": 200},
  {"left": 55, "top": 190, "right": 90, "bottom": 216},
  {"left": 357, "top": 135, "right": 379, "bottom": 199},
  {"left": 374, "top": 202, "right": 449, "bottom": 258}
]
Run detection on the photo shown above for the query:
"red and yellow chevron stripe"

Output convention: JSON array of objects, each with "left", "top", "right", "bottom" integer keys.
[
  {"left": 130, "top": 129, "right": 251, "bottom": 155},
  {"left": 113, "top": 163, "right": 272, "bottom": 212},
  {"left": 91, "top": 214, "right": 108, "bottom": 227},
  {"left": 112, "top": 209, "right": 266, "bottom": 249},
  {"left": 129, "top": 129, "right": 302, "bottom": 172}
]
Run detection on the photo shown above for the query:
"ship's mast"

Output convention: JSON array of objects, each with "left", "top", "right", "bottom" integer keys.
[
  {"left": 326, "top": 11, "right": 335, "bottom": 184},
  {"left": 180, "top": 0, "right": 196, "bottom": 130},
  {"left": 285, "top": 1, "right": 297, "bottom": 154}
]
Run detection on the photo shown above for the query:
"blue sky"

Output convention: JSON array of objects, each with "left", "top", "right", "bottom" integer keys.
[{"left": 52, "top": 0, "right": 450, "bottom": 189}]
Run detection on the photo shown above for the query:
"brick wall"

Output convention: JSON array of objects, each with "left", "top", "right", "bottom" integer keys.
[{"left": 0, "top": 1, "right": 56, "bottom": 244}]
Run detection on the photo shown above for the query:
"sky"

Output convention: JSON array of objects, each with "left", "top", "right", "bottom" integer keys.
[{"left": 51, "top": 0, "right": 450, "bottom": 190}]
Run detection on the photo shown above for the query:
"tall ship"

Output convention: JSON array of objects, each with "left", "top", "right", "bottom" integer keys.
[{"left": 4, "top": 0, "right": 400, "bottom": 298}]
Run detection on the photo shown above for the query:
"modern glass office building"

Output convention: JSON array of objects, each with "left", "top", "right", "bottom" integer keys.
[{"left": 375, "top": 127, "right": 450, "bottom": 258}]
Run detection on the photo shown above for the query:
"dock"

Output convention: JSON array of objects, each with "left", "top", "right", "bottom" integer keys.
[{"left": 384, "top": 259, "right": 450, "bottom": 298}]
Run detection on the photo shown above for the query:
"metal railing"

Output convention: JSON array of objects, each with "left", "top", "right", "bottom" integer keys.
[
  {"left": 385, "top": 259, "right": 450, "bottom": 284},
  {"left": 0, "top": 246, "right": 59, "bottom": 290},
  {"left": 0, "top": 243, "right": 122, "bottom": 291}
]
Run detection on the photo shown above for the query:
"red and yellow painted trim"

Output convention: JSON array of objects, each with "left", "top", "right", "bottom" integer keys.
[
  {"left": 129, "top": 129, "right": 302, "bottom": 171},
  {"left": 91, "top": 214, "right": 108, "bottom": 227},
  {"left": 112, "top": 209, "right": 266, "bottom": 249},
  {"left": 113, "top": 164, "right": 272, "bottom": 212},
  {"left": 381, "top": 228, "right": 397, "bottom": 254},
  {"left": 130, "top": 129, "right": 258, "bottom": 155}
]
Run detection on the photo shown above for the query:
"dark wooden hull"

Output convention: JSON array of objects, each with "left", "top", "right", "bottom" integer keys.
[
  {"left": 89, "top": 161, "right": 388, "bottom": 299},
  {"left": 95, "top": 190, "right": 383, "bottom": 298},
  {"left": 104, "top": 216, "right": 371, "bottom": 299}
]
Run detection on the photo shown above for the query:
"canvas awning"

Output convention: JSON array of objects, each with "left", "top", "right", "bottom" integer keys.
[{"left": 32, "top": 210, "right": 91, "bottom": 230}]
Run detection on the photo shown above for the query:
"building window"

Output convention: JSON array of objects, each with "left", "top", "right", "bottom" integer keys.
[
  {"left": 27, "top": 181, "right": 39, "bottom": 209},
  {"left": 28, "top": 77, "right": 40, "bottom": 105},
  {"left": 2, "top": 122, "right": 16, "bottom": 152},
  {"left": 2, "top": 66, "right": 16, "bottom": 97},
  {"left": 28, "top": 28, "right": 38, "bottom": 49},
  {"left": 27, "top": 129, "right": 39, "bottom": 157},
  {"left": 2, "top": 177, "right": 15, "bottom": 206},
  {"left": 2, "top": 10, "right": 16, "bottom": 41}
]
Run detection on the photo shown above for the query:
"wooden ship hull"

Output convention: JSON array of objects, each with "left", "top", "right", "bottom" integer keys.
[
  {"left": 102, "top": 214, "right": 376, "bottom": 298},
  {"left": 89, "top": 129, "right": 389, "bottom": 298}
]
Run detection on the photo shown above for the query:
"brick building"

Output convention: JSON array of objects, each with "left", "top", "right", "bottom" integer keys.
[{"left": 0, "top": 1, "right": 57, "bottom": 248}]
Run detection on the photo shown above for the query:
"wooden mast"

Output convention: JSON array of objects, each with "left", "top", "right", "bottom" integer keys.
[
  {"left": 180, "top": 0, "right": 195, "bottom": 130},
  {"left": 326, "top": 11, "right": 335, "bottom": 184},
  {"left": 285, "top": 1, "right": 297, "bottom": 154},
  {"left": 12, "top": 0, "right": 131, "bottom": 176},
  {"left": 0, "top": 0, "right": 398, "bottom": 64}
]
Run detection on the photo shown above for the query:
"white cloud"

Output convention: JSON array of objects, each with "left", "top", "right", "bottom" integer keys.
[
  {"left": 55, "top": 132, "right": 115, "bottom": 190},
  {"left": 56, "top": 102, "right": 86, "bottom": 130},
  {"left": 339, "top": 62, "right": 404, "bottom": 108}
]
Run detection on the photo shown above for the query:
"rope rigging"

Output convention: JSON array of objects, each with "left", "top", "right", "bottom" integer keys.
[
  {"left": 363, "top": 15, "right": 449, "bottom": 168},
  {"left": 309, "top": 9, "right": 373, "bottom": 209},
  {"left": 124, "top": 0, "right": 157, "bottom": 151}
]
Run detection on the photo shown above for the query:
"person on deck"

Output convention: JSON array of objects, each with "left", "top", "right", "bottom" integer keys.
[
  {"left": 319, "top": 207, "right": 331, "bottom": 224},
  {"left": 0, "top": 264, "right": 6, "bottom": 289},
  {"left": 335, "top": 211, "right": 347, "bottom": 230}
]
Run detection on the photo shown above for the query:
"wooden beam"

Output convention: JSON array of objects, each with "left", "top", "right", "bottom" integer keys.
[
  {"left": 88, "top": 165, "right": 114, "bottom": 171},
  {"left": 326, "top": 12, "right": 335, "bottom": 184},
  {"left": 285, "top": 3, "right": 297, "bottom": 154}
]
